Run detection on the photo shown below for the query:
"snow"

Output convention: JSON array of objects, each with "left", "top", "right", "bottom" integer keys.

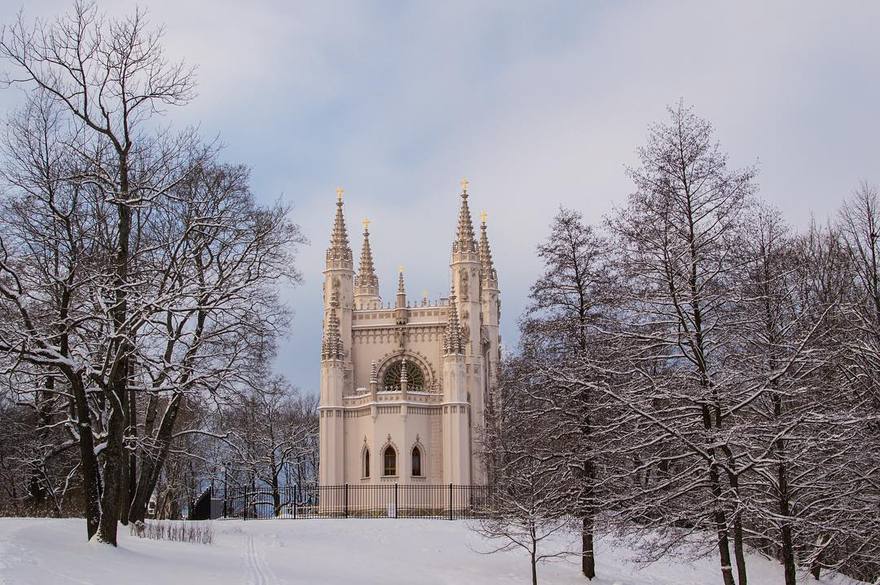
[{"left": 0, "top": 517, "right": 869, "bottom": 585}]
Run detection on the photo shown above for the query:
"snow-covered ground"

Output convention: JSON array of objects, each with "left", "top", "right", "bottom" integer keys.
[{"left": 0, "top": 517, "right": 867, "bottom": 585}]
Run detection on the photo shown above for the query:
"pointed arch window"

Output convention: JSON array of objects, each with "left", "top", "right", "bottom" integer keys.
[
  {"left": 411, "top": 446, "right": 422, "bottom": 477},
  {"left": 383, "top": 446, "right": 397, "bottom": 476},
  {"left": 363, "top": 448, "right": 370, "bottom": 478}
]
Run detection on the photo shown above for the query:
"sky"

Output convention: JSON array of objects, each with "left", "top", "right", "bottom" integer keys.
[{"left": 2, "top": 1, "right": 879, "bottom": 393}]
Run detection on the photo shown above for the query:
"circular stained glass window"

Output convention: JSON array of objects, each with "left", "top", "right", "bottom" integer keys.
[{"left": 382, "top": 359, "right": 425, "bottom": 391}]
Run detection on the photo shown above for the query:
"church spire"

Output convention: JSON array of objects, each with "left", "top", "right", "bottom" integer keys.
[
  {"left": 321, "top": 290, "right": 344, "bottom": 361},
  {"left": 479, "top": 211, "right": 498, "bottom": 285},
  {"left": 444, "top": 290, "right": 465, "bottom": 355},
  {"left": 326, "top": 187, "right": 353, "bottom": 265},
  {"left": 452, "top": 178, "right": 477, "bottom": 255},
  {"left": 355, "top": 218, "right": 379, "bottom": 297}
]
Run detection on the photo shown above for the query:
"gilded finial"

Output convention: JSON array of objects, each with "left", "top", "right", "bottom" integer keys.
[
  {"left": 362, "top": 217, "right": 371, "bottom": 232},
  {"left": 336, "top": 187, "right": 344, "bottom": 202},
  {"left": 398, "top": 264, "right": 404, "bottom": 274},
  {"left": 460, "top": 178, "right": 469, "bottom": 194},
  {"left": 480, "top": 210, "right": 488, "bottom": 224}
]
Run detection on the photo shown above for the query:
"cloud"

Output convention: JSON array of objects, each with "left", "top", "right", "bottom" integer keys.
[{"left": 2, "top": 1, "right": 879, "bottom": 391}]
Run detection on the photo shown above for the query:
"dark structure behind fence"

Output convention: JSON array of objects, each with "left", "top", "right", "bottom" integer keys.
[
  {"left": 220, "top": 484, "right": 493, "bottom": 520},
  {"left": 190, "top": 486, "right": 224, "bottom": 520}
]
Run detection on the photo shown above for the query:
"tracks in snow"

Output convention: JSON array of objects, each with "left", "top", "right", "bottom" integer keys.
[{"left": 243, "top": 534, "right": 281, "bottom": 585}]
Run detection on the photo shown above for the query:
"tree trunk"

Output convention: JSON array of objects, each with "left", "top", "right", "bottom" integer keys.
[
  {"left": 94, "top": 155, "right": 133, "bottom": 545},
  {"left": 725, "top": 469, "right": 748, "bottom": 585},
  {"left": 117, "top": 387, "right": 131, "bottom": 527},
  {"left": 272, "top": 473, "right": 282, "bottom": 518},
  {"left": 119, "top": 364, "right": 138, "bottom": 526},
  {"left": 709, "top": 460, "right": 736, "bottom": 585},
  {"left": 530, "top": 521, "right": 539, "bottom": 585},
  {"left": 582, "top": 514, "right": 595, "bottom": 579},
  {"left": 129, "top": 394, "right": 183, "bottom": 523},
  {"left": 70, "top": 375, "right": 102, "bottom": 540},
  {"left": 775, "top": 438, "right": 796, "bottom": 585},
  {"left": 531, "top": 550, "right": 538, "bottom": 585},
  {"left": 95, "top": 404, "right": 125, "bottom": 544},
  {"left": 733, "top": 511, "right": 747, "bottom": 585}
]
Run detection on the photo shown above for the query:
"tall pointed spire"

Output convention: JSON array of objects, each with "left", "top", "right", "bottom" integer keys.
[
  {"left": 326, "top": 187, "right": 353, "bottom": 265},
  {"left": 321, "top": 290, "right": 344, "bottom": 361},
  {"left": 355, "top": 218, "right": 379, "bottom": 292},
  {"left": 444, "top": 290, "right": 465, "bottom": 355},
  {"left": 479, "top": 211, "right": 498, "bottom": 285},
  {"left": 452, "top": 178, "right": 477, "bottom": 255}
]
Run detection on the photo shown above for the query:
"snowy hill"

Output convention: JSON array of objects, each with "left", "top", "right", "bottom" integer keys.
[{"left": 0, "top": 518, "right": 868, "bottom": 585}]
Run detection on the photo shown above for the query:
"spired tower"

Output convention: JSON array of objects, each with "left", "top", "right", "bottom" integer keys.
[{"left": 317, "top": 180, "right": 501, "bottom": 487}]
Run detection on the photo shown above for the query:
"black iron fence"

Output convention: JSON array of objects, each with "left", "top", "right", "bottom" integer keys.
[{"left": 221, "top": 484, "right": 493, "bottom": 520}]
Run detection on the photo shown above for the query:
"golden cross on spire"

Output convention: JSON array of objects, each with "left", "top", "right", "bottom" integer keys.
[
  {"left": 362, "top": 217, "right": 371, "bottom": 231},
  {"left": 398, "top": 265, "right": 404, "bottom": 273},
  {"left": 460, "top": 177, "right": 469, "bottom": 193},
  {"left": 336, "top": 187, "right": 344, "bottom": 201},
  {"left": 480, "top": 210, "right": 488, "bottom": 224}
]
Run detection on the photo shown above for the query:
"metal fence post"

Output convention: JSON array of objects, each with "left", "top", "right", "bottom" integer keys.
[
  {"left": 394, "top": 483, "right": 398, "bottom": 519},
  {"left": 344, "top": 484, "right": 349, "bottom": 519},
  {"left": 293, "top": 485, "right": 297, "bottom": 519},
  {"left": 448, "top": 483, "right": 453, "bottom": 521}
]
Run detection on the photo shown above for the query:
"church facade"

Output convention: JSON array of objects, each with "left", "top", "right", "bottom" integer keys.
[{"left": 318, "top": 181, "right": 500, "bottom": 487}]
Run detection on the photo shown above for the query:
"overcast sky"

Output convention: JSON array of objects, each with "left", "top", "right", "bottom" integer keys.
[{"left": 2, "top": 1, "right": 879, "bottom": 393}]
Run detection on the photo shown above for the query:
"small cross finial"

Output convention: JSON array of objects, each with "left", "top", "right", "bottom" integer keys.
[
  {"left": 460, "top": 178, "right": 469, "bottom": 193},
  {"left": 398, "top": 265, "right": 404, "bottom": 273},
  {"left": 362, "top": 217, "right": 371, "bottom": 231},
  {"left": 336, "top": 187, "right": 344, "bottom": 202},
  {"left": 480, "top": 210, "right": 488, "bottom": 224},
  {"left": 422, "top": 289, "right": 428, "bottom": 298}
]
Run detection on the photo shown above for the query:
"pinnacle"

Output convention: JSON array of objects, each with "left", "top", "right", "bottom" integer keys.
[
  {"left": 356, "top": 220, "right": 378, "bottom": 289},
  {"left": 322, "top": 289, "right": 344, "bottom": 361},
  {"left": 326, "top": 188, "right": 353, "bottom": 265},
  {"left": 444, "top": 290, "right": 465, "bottom": 355},
  {"left": 479, "top": 213, "right": 498, "bottom": 284},
  {"left": 452, "top": 181, "right": 477, "bottom": 255}
]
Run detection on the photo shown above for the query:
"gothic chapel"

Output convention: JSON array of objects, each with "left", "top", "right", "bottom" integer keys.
[{"left": 318, "top": 180, "right": 501, "bottom": 486}]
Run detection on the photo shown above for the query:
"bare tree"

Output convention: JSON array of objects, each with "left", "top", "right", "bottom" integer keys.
[
  {"left": 520, "top": 207, "right": 615, "bottom": 580},
  {"left": 222, "top": 377, "right": 318, "bottom": 516},
  {"left": 476, "top": 358, "right": 569, "bottom": 585},
  {"left": 607, "top": 101, "right": 756, "bottom": 585},
  {"left": 0, "top": 3, "right": 305, "bottom": 545},
  {"left": 0, "top": 1, "right": 197, "bottom": 545}
]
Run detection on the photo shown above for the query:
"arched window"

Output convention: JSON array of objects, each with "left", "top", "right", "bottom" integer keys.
[
  {"left": 363, "top": 448, "right": 370, "bottom": 478},
  {"left": 411, "top": 446, "right": 422, "bottom": 477},
  {"left": 383, "top": 446, "right": 397, "bottom": 476}
]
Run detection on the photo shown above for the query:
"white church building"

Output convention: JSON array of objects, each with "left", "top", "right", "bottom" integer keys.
[{"left": 318, "top": 181, "right": 500, "bottom": 487}]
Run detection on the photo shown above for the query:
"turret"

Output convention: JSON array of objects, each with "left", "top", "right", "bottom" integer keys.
[
  {"left": 323, "top": 187, "right": 354, "bottom": 388},
  {"left": 479, "top": 211, "right": 501, "bottom": 396},
  {"left": 354, "top": 218, "right": 380, "bottom": 309},
  {"left": 450, "top": 179, "right": 483, "bottom": 357},
  {"left": 441, "top": 288, "right": 470, "bottom": 483},
  {"left": 319, "top": 188, "right": 352, "bottom": 486}
]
